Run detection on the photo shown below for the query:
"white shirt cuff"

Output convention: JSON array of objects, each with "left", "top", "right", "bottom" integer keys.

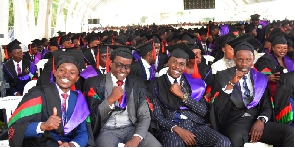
[
  {"left": 109, "top": 103, "right": 115, "bottom": 109},
  {"left": 171, "top": 125, "right": 177, "bottom": 132},
  {"left": 257, "top": 116, "right": 269, "bottom": 123},
  {"left": 14, "top": 92, "right": 17, "bottom": 96},
  {"left": 70, "top": 141, "right": 80, "bottom": 147},
  {"left": 133, "top": 134, "right": 143, "bottom": 141},
  {"left": 36, "top": 122, "right": 44, "bottom": 134},
  {"left": 222, "top": 85, "right": 233, "bottom": 94}
]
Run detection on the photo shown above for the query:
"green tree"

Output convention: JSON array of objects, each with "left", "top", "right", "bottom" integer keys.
[
  {"left": 140, "top": 16, "right": 148, "bottom": 24},
  {"left": 34, "top": 0, "right": 39, "bottom": 25},
  {"left": 8, "top": 0, "right": 14, "bottom": 26}
]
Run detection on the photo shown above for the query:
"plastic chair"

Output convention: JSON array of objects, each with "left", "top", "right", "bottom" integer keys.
[
  {"left": 203, "top": 55, "right": 215, "bottom": 65},
  {"left": 23, "top": 80, "right": 37, "bottom": 96}
]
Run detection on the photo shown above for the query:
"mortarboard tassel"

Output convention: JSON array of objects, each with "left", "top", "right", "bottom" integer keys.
[
  {"left": 78, "top": 36, "right": 81, "bottom": 45},
  {"left": 161, "top": 40, "right": 166, "bottom": 53},
  {"left": 29, "top": 44, "right": 32, "bottom": 55},
  {"left": 192, "top": 58, "right": 201, "bottom": 79},
  {"left": 4, "top": 46, "right": 9, "bottom": 59},
  {"left": 52, "top": 56, "right": 56, "bottom": 74},
  {"left": 152, "top": 41, "right": 156, "bottom": 60},
  {"left": 112, "top": 36, "right": 115, "bottom": 45},
  {"left": 57, "top": 37, "right": 61, "bottom": 45},
  {"left": 96, "top": 49, "right": 100, "bottom": 69},
  {"left": 106, "top": 46, "right": 110, "bottom": 72},
  {"left": 71, "top": 84, "right": 76, "bottom": 91}
]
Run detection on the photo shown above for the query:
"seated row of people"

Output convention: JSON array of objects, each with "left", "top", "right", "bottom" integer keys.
[{"left": 3, "top": 31, "right": 294, "bottom": 147}]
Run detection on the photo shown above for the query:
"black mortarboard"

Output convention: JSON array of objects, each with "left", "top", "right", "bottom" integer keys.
[
  {"left": 245, "top": 24, "right": 256, "bottom": 33},
  {"left": 216, "top": 33, "right": 237, "bottom": 48},
  {"left": 165, "top": 42, "right": 195, "bottom": 60},
  {"left": 126, "top": 35, "right": 137, "bottom": 42},
  {"left": 41, "top": 38, "right": 48, "bottom": 44},
  {"left": 110, "top": 45, "right": 134, "bottom": 60},
  {"left": 269, "top": 27, "right": 282, "bottom": 37},
  {"left": 49, "top": 37, "right": 59, "bottom": 47},
  {"left": 250, "top": 14, "right": 260, "bottom": 21},
  {"left": 99, "top": 44, "right": 113, "bottom": 54},
  {"left": 186, "top": 39, "right": 199, "bottom": 50},
  {"left": 265, "top": 32, "right": 290, "bottom": 46},
  {"left": 86, "top": 33, "right": 99, "bottom": 44},
  {"left": 59, "top": 36, "right": 71, "bottom": 45},
  {"left": 7, "top": 39, "right": 22, "bottom": 53},
  {"left": 198, "top": 26, "right": 207, "bottom": 36},
  {"left": 101, "top": 36, "right": 112, "bottom": 44},
  {"left": 228, "top": 34, "right": 262, "bottom": 54},
  {"left": 146, "top": 34, "right": 162, "bottom": 42},
  {"left": 137, "top": 41, "right": 153, "bottom": 56},
  {"left": 282, "top": 20, "right": 290, "bottom": 26},
  {"left": 53, "top": 50, "right": 86, "bottom": 71},
  {"left": 210, "top": 25, "right": 219, "bottom": 32},
  {"left": 31, "top": 39, "right": 42, "bottom": 47},
  {"left": 180, "top": 32, "right": 195, "bottom": 41},
  {"left": 114, "top": 36, "right": 126, "bottom": 45}
]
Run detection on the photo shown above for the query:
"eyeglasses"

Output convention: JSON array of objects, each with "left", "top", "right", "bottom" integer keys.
[
  {"left": 171, "top": 60, "right": 186, "bottom": 68},
  {"left": 113, "top": 62, "right": 132, "bottom": 70}
]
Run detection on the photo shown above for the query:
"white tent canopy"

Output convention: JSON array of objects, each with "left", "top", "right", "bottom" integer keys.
[{"left": 0, "top": 0, "right": 292, "bottom": 46}]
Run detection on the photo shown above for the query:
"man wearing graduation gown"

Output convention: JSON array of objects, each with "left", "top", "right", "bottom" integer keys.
[
  {"left": 83, "top": 33, "right": 99, "bottom": 66},
  {"left": 59, "top": 36, "right": 72, "bottom": 49},
  {"left": 130, "top": 41, "right": 157, "bottom": 84},
  {"left": 3, "top": 39, "right": 37, "bottom": 96},
  {"left": 250, "top": 14, "right": 268, "bottom": 44},
  {"left": 147, "top": 43, "right": 231, "bottom": 147},
  {"left": 210, "top": 37, "right": 294, "bottom": 147},
  {"left": 84, "top": 47, "right": 162, "bottom": 147},
  {"left": 23, "top": 40, "right": 42, "bottom": 65},
  {"left": 43, "top": 37, "right": 59, "bottom": 59},
  {"left": 41, "top": 38, "right": 49, "bottom": 58},
  {"left": 8, "top": 51, "right": 95, "bottom": 147}
]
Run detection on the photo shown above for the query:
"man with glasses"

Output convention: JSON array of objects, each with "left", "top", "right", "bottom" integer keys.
[{"left": 84, "top": 46, "right": 162, "bottom": 147}]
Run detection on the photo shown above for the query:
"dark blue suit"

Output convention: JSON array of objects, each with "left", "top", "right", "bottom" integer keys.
[{"left": 24, "top": 91, "right": 88, "bottom": 146}]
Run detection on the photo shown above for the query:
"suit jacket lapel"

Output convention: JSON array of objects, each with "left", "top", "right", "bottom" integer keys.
[
  {"left": 84, "top": 50, "right": 96, "bottom": 66},
  {"left": 67, "top": 91, "right": 77, "bottom": 121},
  {"left": 216, "top": 67, "right": 246, "bottom": 109},
  {"left": 5, "top": 60, "right": 17, "bottom": 78},
  {"left": 138, "top": 59, "right": 147, "bottom": 80},
  {"left": 105, "top": 73, "right": 113, "bottom": 99},
  {"left": 124, "top": 75, "right": 133, "bottom": 104},
  {"left": 44, "top": 83, "right": 63, "bottom": 133},
  {"left": 22, "top": 60, "right": 30, "bottom": 75}
]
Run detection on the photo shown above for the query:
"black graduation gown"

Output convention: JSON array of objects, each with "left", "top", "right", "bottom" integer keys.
[
  {"left": 210, "top": 67, "right": 272, "bottom": 131},
  {"left": 3, "top": 59, "right": 36, "bottom": 96},
  {"left": 83, "top": 49, "right": 98, "bottom": 67},
  {"left": 156, "top": 53, "right": 168, "bottom": 72},
  {"left": 130, "top": 59, "right": 149, "bottom": 84},
  {"left": 274, "top": 71, "right": 294, "bottom": 124},
  {"left": 197, "top": 41, "right": 209, "bottom": 55},
  {"left": 8, "top": 83, "right": 95, "bottom": 147},
  {"left": 43, "top": 52, "right": 52, "bottom": 59}
]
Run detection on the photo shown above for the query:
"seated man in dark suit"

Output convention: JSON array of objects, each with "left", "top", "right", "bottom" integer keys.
[
  {"left": 210, "top": 35, "right": 294, "bottom": 147},
  {"left": 84, "top": 46, "right": 162, "bottom": 147},
  {"left": 8, "top": 50, "right": 95, "bottom": 147},
  {"left": 3, "top": 39, "right": 37, "bottom": 96},
  {"left": 130, "top": 41, "right": 157, "bottom": 84},
  {"left": 148, "top": 43, "right": 231, "bottom": 147}
]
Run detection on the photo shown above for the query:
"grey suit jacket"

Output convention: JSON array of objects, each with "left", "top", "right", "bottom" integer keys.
[{"left": 95, "top": 73, "right": 151, "bottom": 139}]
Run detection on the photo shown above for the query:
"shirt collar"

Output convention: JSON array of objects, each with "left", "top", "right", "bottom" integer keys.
[
  {"left": 166, "top": 73, "right": 181, "bottom": 84},
  {"left": 111, "top": 73, "right": 126, "bottom": 84},
  {"left": 141, "top": 58, "right": 151, "bottom": 69},
  {"left": 55, "top": 83, "right": 71, "bottom": 98},
  {"left": 13, "top": 60, "right": 22, "bottom": 66}
]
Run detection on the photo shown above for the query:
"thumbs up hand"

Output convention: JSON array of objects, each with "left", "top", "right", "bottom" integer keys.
[{"left": 40, "top": 107, "right": 61, "bottom": 131}]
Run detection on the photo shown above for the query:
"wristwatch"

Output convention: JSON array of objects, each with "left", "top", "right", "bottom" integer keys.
[
  {"left": 228, "top": 81, "right": 235, "bottom": 87},
  {"left": 182, "top": 93, "right": 189, "bottom": 102},
  {"left": 258, "top": 117, "right": 267, "bottom": 123}
]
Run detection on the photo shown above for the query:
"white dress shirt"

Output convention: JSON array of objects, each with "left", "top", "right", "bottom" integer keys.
[
  {"left": 141, "top": 58, "right": 151, "bottom": 80},
  {"left": 90, "top": 49, "right": 96, "bottom": 62},
  {"left": 12, "top": 60, "right": 22, "bottom": 75},
  {"left": 99, "top": 65, "right": 106, "bottom": 74}
]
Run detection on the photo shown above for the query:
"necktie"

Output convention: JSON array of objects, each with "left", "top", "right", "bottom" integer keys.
[
  {"left": 16, "top": 63, "right": 22, "bottom": 76},
  {"left": 116, "top": 80, "right": 124, "bottom": 105},
  {"left": 148, "top": 67, "right": 153, "bottom": 80},
  {"left": 61, "top": 93, "right": 68, "bottom": 126},
  {"left": 101, "top": 69, "right": 106, "bottom": 74},
  {"left": 31, "top": 55, "right": 34, "bottom": 62},
  {"left": 242, "top": 76, "right": 251, "bottom": 98},
  {"left": 174, "top": 79, "right": 178, "bottom": 84}
]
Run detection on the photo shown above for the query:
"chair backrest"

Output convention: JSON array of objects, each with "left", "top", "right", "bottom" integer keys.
[
  {"left": 23, "top": 80, "right": 37, "bottom": 96},
  {"left": 157, "top": 67, "right": 169, "bottom": 77},
  {"left": 203, "top": 55, "right": 215, "bottom": 65},
  {"left": 36, "top": 59, "right": 48, "bottom": 70}
]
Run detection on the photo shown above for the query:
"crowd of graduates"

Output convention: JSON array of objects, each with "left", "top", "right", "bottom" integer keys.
[{"left": 0, "top": 13, "right": 294, "bottom": 147}]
